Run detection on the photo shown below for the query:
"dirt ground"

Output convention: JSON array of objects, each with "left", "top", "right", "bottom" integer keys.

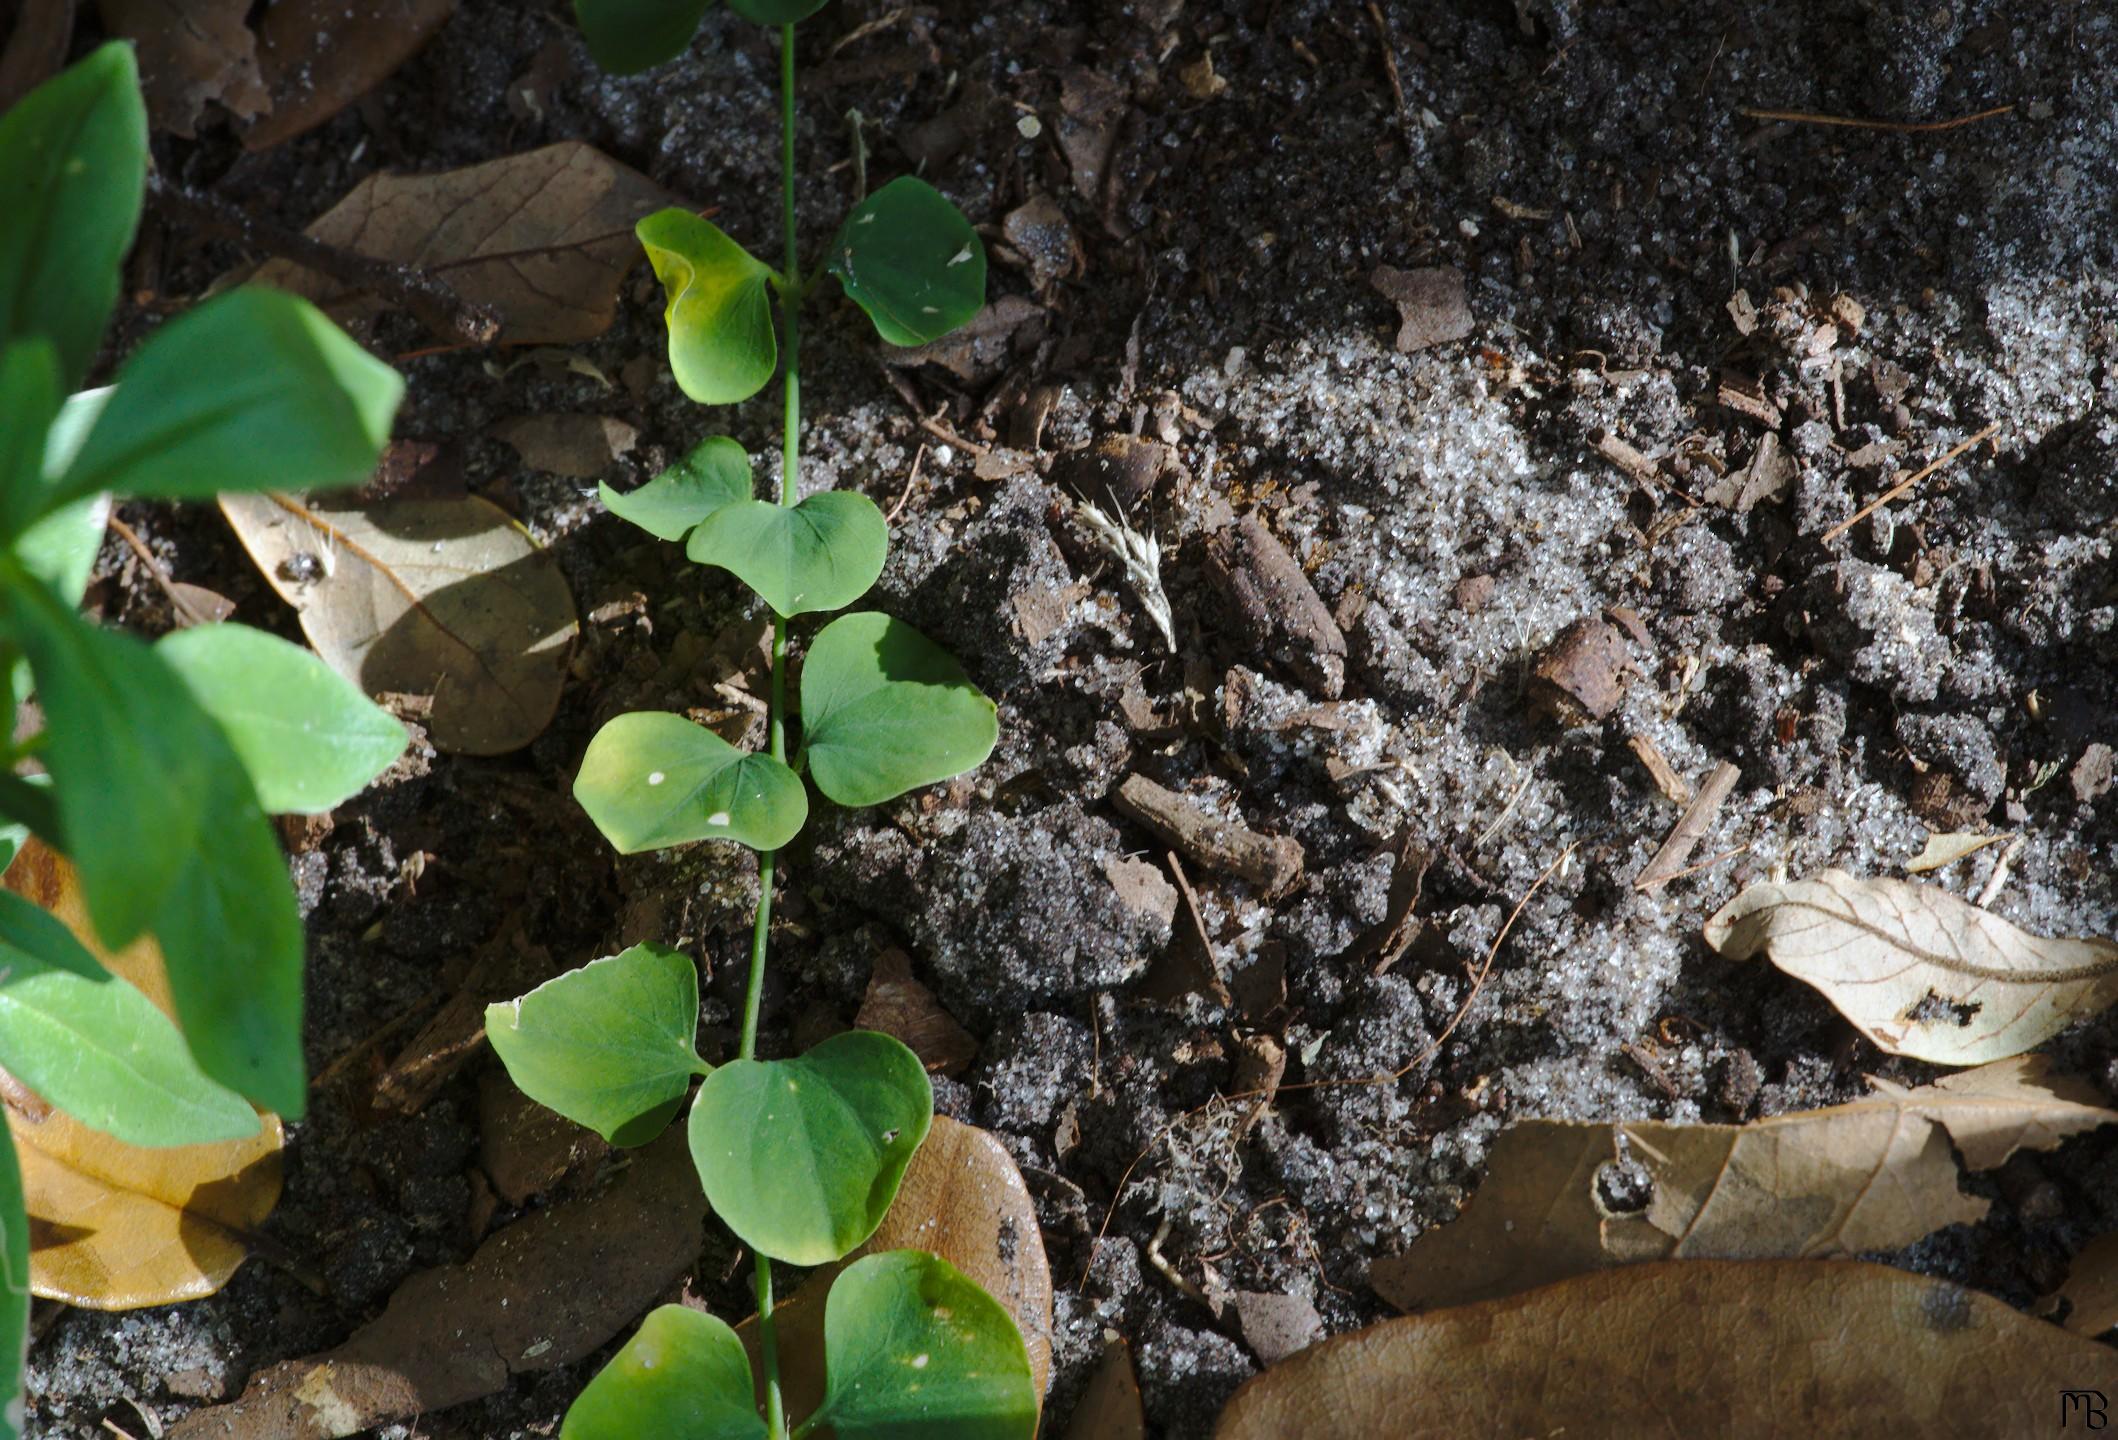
[{"left": 27, "top": 0, "right": 2118, "bottom": 1435}]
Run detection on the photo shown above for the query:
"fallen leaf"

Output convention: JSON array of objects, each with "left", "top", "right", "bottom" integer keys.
[
  {"left": 1905, "top": 830, "right": 2011, "bottom": 874},
  {"left": 1704, "top": 869, "right": 2118, "bottom": 1064},
  {"left": 250, "top": 142, "right": 683, "bottom": 344},
  {"left": 1064, "top": 1337, "right": 1144, "bottom": 1440},
  {"left": 3, "top": 842, "right": 282, "bottom": 1309},
  {"left": 0, "top": 0, "right": 75, "bottom": 113},
  {"left": 168, "top": 1129, "right": 703, "bottom": 1440},
  {"left": 853, "top": 948, "right": 978, "bottom": 1076},
  {"left": 491, "top": 413, "right": 639, "bottom": 479},
  {"left": 1057, "top": 68, "right": 1126, "bottom": 205},
  {"left": 2048, "top": 1231, "right": 2118, "bottom": 1337},
  {"left": 244, "top": 0, "right": 454, "bottom": 150},
  {"left": 218, "top": 491, "right": 580, "bottom": 756},
  {"left": 882, "top": 294, "right": 1046, "bottom": 384},
  {"left": 477, "top": 1069, "right": 608, "bottom": 1208},
  {"left": 99, "top": 0, "right": 269, "bottom": 136},
  {"left": 743, "top": 1115, "right": 1053, "bottom": 1419},
  {"left": 1369, "top": 265, "right": 1474, "bottom": 353},
  {"left": 1219, "top": 1260, "right": 2118, "bottom": 1439},
  {"left": 1371, "top": 1056, "right": 2115, "bottom": 1313}
]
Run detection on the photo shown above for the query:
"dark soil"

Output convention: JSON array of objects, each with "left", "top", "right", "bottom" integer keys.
[{"left": 28, "top": 1, "right": 2118, "bottom": 1436}]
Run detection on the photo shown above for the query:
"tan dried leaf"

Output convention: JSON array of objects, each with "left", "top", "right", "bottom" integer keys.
[
  {"left": 218, "top": 491, "right": 579, "bottom": 756},
  {"left": 1220, "top": 1260, "right": 2118, "bottom": 1440},
  {"left": 1370, "top": 1056, "right": 2115, "bottom": 1314},
  {"left": 2049, "top": 1231, "right": 2118, "bottom": 1337},
  {"left": 3, "top": 843, "right": 283, "bottom": 1310},
  {"left": 245, "top": 0, "right": 454, "bottom": 150},
  {"left": 1704, "top": 869, "right": 2118, "bottom": 1064},
  {"left": 1905, "top": 829, "right": 2010, "bottom": 874},
  {"left": 249, "top": 142, "right": 682, "bottom": 343},
  {"left": 854, "top": 948, "right": 978, "bottom": 1076},
  {"left": 744, "top": 1116, "right": 1054, "bottom": 1420},
  {"left": 99, "top": 0, "right": 270, "bottom": 136},
  {"left": 490, "top": 413, "right": 639, "bottom": 480},
  {"left": 1065, "top": 1338, "right": 1144, "bottom": 1440}
]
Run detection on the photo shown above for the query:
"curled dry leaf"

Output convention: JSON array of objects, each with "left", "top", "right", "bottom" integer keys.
[
  {"left": 245, "top": 0, "right": 454, "bottom": 150},
  {"left": 1371, "top": 1056, "right": 2116, "bottom": 1314},
  {"left": 3, "top": 843, "right": 283, "bottom": 1309},
  {"left": 168, "top": 1129, "right": 704, "bottom": 1440},
  {"left": 99, "top": 0, "right": 269, "bottom": 136},
  {"left": 1704, "top": 869, "right": 2118, "bottom": 1064},
  {"left": 249, "top": 142, "right": 682, "bottom": 343},
  {"left": 1219, "top": 1260, "right": 2118, "bottom": 1440},
  {"left": 218, "top": 491, "right": 579, "bottom": 756},
  {"left": 2048, "top": 1231, "right": 2118, "bottom": 1337},
  {"left": 1905, "top": 829, "right": 2010, "bottom": 874},
  {"left": 1064, "top": 1338, "right": 1144, "bottom": 1440},
  {"left": 742, "top": 1115, "right": 1054, "bottom": 1419}
]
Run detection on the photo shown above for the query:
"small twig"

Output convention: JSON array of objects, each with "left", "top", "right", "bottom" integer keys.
[
  {"left": 1144, "top": 1216, "right": 1213, "bottom": 1309},
  {"left": 145, "top": 172, "right": 501, "bottom": 345},
  {"left": 884, "top": 442, "right": 926, "bottom": 524},
  {"left": 1365, "top": 3, "right": 1408, "bottom": 135},
  {"left": 1975, "top": 834, "right": 2027, "bottom": 909},
  {"left": 1738, "top": 103, "right": 2015, "bottom": 133},
  {"left": 1114, "top": 774, "right": 1302, "bottom": 895},
  {"left": 1819, "top": 422, "right": 1999, "bottom": 542},
  {"left": 106, "top": 514, "right": 223, "bottom": 627},
  {"left": 1634, "top": 760, "right": 1740, "bottom": 892},
  {"left": 913, "top": 410, "right": 990, "bottom": 457}
]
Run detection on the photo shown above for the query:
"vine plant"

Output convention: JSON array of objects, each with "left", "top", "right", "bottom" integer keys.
[{"left": 484, "top": 4, "right": 1032, "bottom": 1436}]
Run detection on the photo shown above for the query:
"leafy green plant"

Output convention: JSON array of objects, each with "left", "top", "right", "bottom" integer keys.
[
  {"left": 483, "top": 8, "right": 1028, "bottom": 1438},
  {"left": 0, "top": 42, "right": 407, "bottom": 1433}
]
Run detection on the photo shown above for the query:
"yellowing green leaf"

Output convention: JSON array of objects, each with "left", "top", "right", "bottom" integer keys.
[{"left": 636, "top": 208, "right": 778, "bottom": 406}]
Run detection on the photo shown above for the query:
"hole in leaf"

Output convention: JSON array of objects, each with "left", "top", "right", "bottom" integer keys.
[
  {"left": 1593, "top": 1157, "right": 1653, "bottom": 1216},
  {"left": 1906, "top": 990, "right": 1981, "bottom": 1027}
]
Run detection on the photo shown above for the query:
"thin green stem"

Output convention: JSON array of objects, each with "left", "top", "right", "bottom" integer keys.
[{"left": 738, "top": 24, "right": 807, "bottom": 1440}]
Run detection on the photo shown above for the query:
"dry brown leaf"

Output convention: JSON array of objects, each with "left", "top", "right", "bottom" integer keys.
[
  {"left": 490, "top": 414, "right": 638, "bottom": 480},
  {"left": 244, "top": 0, "right": 454, "bottom": 150},
  {"left": 853, "top": 948, "right": 978, "bottom": 1076},
  {"left": 742, "top": 1116, "right": 1054, "bottom": 1425},
  {"left": 98, "top": 0, "right": 268, "bottom": 136},
  {"left": 1905, "top": 829, "right": 2011, "bottom": 874},
  {"left": 249, "top": 142, "right": 682, "bottom": 343},
  {"left": 0, "top": 0, "right": 75, "bottom": 113},
  {"left": 2049, "top": 1231, "right": 2118, "bottom": 1337},
  {"left": 1704, "top": 869, "right": 2118, "bottom": 1064},
  {"left": 1371, "top": 1056, "right": 2115, "bottom": 1314},
  {"left": 2, "top": 843, "right": 283, "bottom": 1310},
  {"left": 218, "top": 491, "right": 579, "bottom": 756},
  {"left": 168, "top": 1129, "right": 704, "bottom": 1440},
  {"left": 1219, "top": 1259, "right": 2118, "bottom": 1440},
  {"left": 1064, "top": 1337, "right": 1144, "bottom": 1440}
]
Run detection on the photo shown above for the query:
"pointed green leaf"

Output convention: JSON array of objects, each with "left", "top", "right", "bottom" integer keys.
[
  {"left": 810, "top": 1251, "right": 1038, "bottom": 1440},
  {"left": 0, "top": 890, "right": 259, "bottom": 1146},
  {"left": 156, "top": 624, "right": 408, "bottom": 816},
  {"left": 0, "top": 42, "right": 147, "bottom": 392},
  {"left": 0, "top": 342, "right": 59, "bottom": 536},
  {"left": 0, "top": 1130, "right": 26, "bottom": 1440},
  {"left": 686, "top": 491, "right": 886, "bottom": 617},
  {"left": 601, "top": 436, "right": 751, "bottom": 542},
  {"left": 687, "top": 1030, "right": 930, "bottom": 1265},
  {"left": 728, "top": 0, "right": 832, "bottom": 21},
  {"left": 563, "top": 1305, "right": 766, "bottom": 1440},
  {"left": 799, "top": 613, "right": 997, "bottom": 808},
  {"left": 573, "top": 0, "right": 712, "bottom": 73},
  {"left": 0, "top": 581, "right": 305, "bottom": 1116},
  {"left": 46, "top": 288, "right": 401, "bottom": 513},
  {"left": 637, "top": 209, "right": 778, "bottom": 406},
  {"left": 826, "top": 177, "right": 986, "bottom": 348},
  {"left": 486, "top": 944, "right": 706, "bottom": 1147},
  {"left": 575, "top": 711, "right": 807, "bottom": 854}
]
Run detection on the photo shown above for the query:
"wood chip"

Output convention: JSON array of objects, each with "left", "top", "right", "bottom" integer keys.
[
  {"left": 1369, "top": 265, "right": 1474, "bottom": 353},
  {"left": 1628, "top": 734, "right": 1693, "bottom": 805},
  {"left": 1232, "top": 1289, "right": 1323, "bottom": 1365},
  {"left": 1716, "top": 371, "right": 1782, "bottom": 427},
  {"left": 1113, "top": 775, "right": 1303, "bottom": 897},
  {"left": 1528, "top": 616, "right": 1636, "bottom": 725},
  {"left": 1204, "top": 514, "right": 1346, "bottom": 698},
  {"left": 1592, "top": 430, "right": 1660, "bottom": 487},
  {"left": 1634, "top": 760, "right": 1740, "bottom": 892}
]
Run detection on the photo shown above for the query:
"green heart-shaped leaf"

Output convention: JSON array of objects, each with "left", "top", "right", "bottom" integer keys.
[
  {"left": 727, "top": 0, "right": 832, "bottom": 23},
  {"left": 601, "top": 436, "right": 751, "bottom": 542},
  {"left": 562, "top": 1305, "right": 767, "bottom": 1440},
  {"left": 826, "top": 177, "right": 986, "bottom": 347},
  {"left": 156, "top": 624, "right": 408, "bottom": 816},
  {"left": 637, "top": 209, "right": 778, "bottom": 406},
  {"left": 574, "top": 711, "right": 806, "bottom": 854},
  {"left": 0, "top": 890, "right": 259, "bottom": 1147},
  {"left": 0, "top": 43, "right": 146, "bottom": 393},
  {"left": 686, "top": 492, "right": 887, "bottom": 617},
  {"left": 486, "top": 944, "right": 707, "bottom": 1147},
  {"left": 808, "top": 1250, "right": 1038, "bottom": 1440},
  {"left": 687, "top": 1030, "right": 930, "bottom": 1265},
  {"left": 572, "top": 0, "right": 712, "bottom": 73},
  {"left": 799, "top": 613, "right": 997, "bottom": 808}
]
